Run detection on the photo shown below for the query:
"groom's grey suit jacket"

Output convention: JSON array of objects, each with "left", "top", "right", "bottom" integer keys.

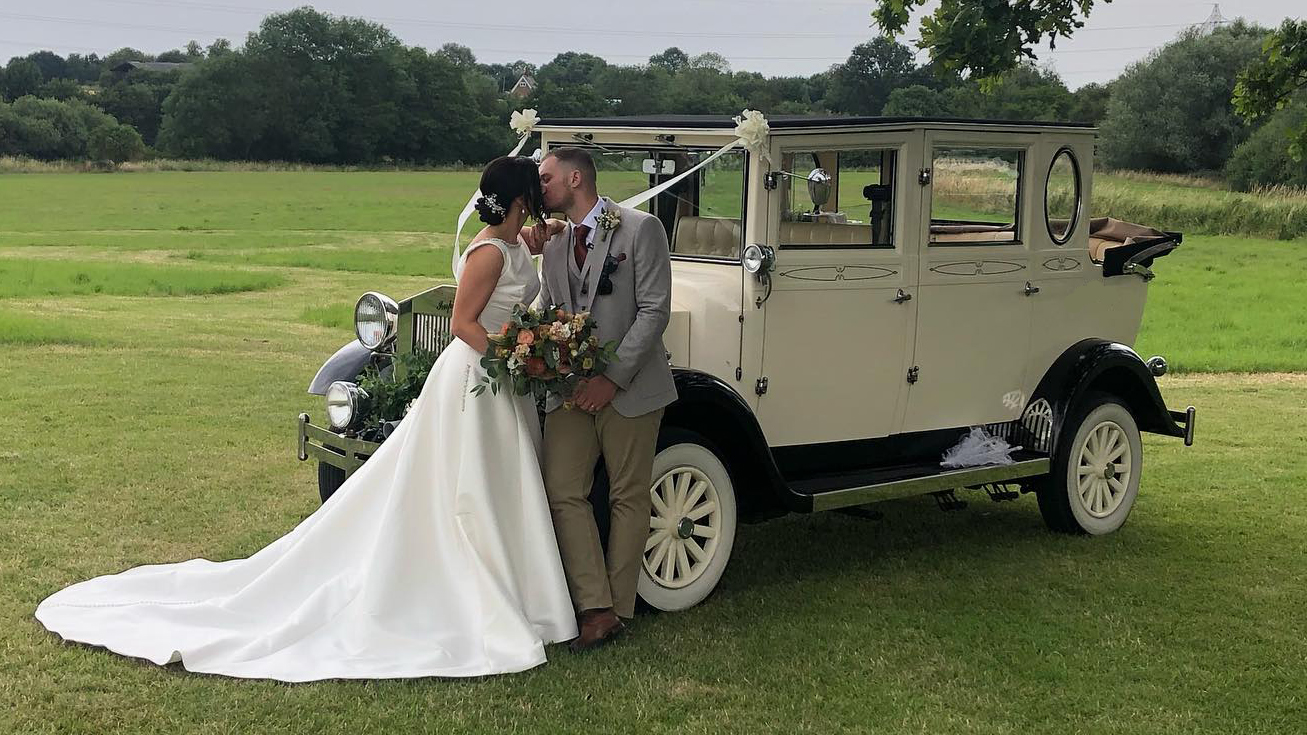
[{"left": 537, "top": 197, "right": 677, "bottom": 418}]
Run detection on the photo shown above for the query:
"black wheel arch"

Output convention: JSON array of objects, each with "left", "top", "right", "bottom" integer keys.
[
  {"left": 1032, "top": 339, "right": 1187, "bottom": 449},
  {"left": 665, "top": 369, "right": 791, "bottom": 520}
]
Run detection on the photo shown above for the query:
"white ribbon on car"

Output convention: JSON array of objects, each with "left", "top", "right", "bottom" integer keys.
[
  {"left": 452, "top": 108, "right": 541, "bottom": 272},
  {"left": 617, "top": 109, "right": 772, "bottom": 210}
]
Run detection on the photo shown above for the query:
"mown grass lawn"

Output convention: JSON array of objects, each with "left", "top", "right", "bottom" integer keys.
[{"left": 1, "top": 170, "right": 1304, "bottom": 733}]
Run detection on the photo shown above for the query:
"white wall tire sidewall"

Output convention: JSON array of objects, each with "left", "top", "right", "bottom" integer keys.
[
  {"left": 1065, "top": 401, "right": 1143, "bottom": 535},
  {"left": 637, "top": 442, "right": 737, "bottom": 612}
]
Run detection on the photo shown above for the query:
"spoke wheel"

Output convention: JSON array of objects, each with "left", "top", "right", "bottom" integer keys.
[
  {"left": 1074, "top": 421, "right": 1133, "bottom": 519},
  {"left": 638, "top": 432, "right": 737, "bottom": 612},
  {"left": 645, "top": 466, "right": 721, "bottom": 589},
  {"left": 1037, "top": 393, "right": 1143, "bottom": 535}
]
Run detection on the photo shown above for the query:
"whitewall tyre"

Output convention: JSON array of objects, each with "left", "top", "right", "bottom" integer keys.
[
  {"left": 637, "top": 433, "right": 737, "bottom": 612},
  {"left": 1037, "top": 394, "right": 1143, "bottom": 535}
]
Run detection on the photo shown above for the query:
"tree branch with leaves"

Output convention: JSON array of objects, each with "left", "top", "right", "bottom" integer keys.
[
  {"left": 871, "top": 0, "right": 1109, "bottom": 81},
  {"left": 1233, "top": 19, "right": 1307, "bottom": 159}
]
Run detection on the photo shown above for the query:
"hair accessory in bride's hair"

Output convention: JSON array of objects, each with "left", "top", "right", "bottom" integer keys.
[{"left": 478, "top": 193, "right": 505, "bottom": 216}]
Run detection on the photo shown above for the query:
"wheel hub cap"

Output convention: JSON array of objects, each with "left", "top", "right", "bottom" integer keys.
[{"left": 676, "top": 517, "right": 695, "bottom": 539}]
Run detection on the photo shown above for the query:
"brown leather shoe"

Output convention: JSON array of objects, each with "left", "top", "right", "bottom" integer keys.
[{"left": 569, "top": 608, "right": 625, "bottom": 653}]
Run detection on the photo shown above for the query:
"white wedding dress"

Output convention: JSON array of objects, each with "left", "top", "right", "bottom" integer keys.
[{"left": 35, "top": 237, "right": 578, "bottom": 681}]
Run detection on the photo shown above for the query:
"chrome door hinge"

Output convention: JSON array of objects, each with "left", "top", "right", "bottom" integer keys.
[
  {"left": 918, "top": 168, "right": 931, "bottom": 186},
  {"left": 736, "top": 367, "right": 743, "bottom": 380},
  {"left": 755, "top": 377, "right": 769, "bottom": 395},
  {"left": 907, "top": 366, "right": 920, "bottom": 384}
]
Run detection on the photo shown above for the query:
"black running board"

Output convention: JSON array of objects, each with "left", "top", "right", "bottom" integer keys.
[{"left": 794, "top": 458, "right": 1050, "bottom": 513}]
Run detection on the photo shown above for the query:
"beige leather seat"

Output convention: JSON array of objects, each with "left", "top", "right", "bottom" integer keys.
[
  {"left": 672, "top": 216, "right": 742, "bottom": 258},
  {"left": 929, "top": 223, "right": 1016, "bottom": 243},
  {"left": 779, "top": 221, "right": 871, "bottom": 246}
]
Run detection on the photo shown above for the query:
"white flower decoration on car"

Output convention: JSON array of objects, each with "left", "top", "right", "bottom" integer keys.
[
  {"left": 733, "top": 109, "right": 772, "bottom": 164},
  {"left": 510, "top": 108, "right": 541, "bottom": 137}
]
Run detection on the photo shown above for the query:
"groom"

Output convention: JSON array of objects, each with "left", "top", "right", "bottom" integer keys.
[{"left": 530, "top": 147, "right": 677, "bottom": 651}]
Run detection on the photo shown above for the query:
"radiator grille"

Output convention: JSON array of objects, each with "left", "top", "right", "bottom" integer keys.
[{"left": 413, "top": 313, "right": 454, "bottom": 354}]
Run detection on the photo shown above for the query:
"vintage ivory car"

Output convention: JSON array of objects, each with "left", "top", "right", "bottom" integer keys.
[{"left": 296, "top": 115, "right": 1196, "bottom": 612}]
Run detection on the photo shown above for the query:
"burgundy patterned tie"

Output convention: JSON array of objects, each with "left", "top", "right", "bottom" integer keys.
[{"left": 572, "top": 224, "right": 591, "bottom": 269}]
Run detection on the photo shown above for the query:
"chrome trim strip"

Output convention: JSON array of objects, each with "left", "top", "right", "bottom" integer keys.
[{"left": 807, "top": 458, "right": 1051, "bottom": 512}]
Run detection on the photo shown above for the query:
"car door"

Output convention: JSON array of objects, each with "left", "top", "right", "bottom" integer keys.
[
  {"left": 754, "top": 132, "right": 923, "bottom": 446},
  {"left": 900, "top": 130, "right": 1037, "bottom": 433}
]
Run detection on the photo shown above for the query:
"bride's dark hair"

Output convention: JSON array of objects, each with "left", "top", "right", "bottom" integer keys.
[{"left": 474, "top": 156, "right": 545, "bottom": 226}]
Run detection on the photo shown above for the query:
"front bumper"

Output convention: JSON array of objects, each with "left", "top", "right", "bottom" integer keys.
[{"left": 296, "top": 413, "right": 380, "bottom": 475}]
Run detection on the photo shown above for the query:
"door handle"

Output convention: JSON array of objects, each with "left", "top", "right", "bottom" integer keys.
[
  {"left": 1023, "top": 281, "right": 1040, "bottom": 296},
  {"left": 893, "top": 289, "right": 912, "bottom": 303}
]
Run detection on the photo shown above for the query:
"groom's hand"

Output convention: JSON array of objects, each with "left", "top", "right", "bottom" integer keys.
[{"left": 574, "top": 375, "right": 617, "bottom": 413}]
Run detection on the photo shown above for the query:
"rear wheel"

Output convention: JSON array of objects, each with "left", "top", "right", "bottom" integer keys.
[
  {"left": 317, "top": 462, "right": 346, "bottom": 504},
  {"left": 1036, "top": 393, "right": 1143, "bottom": 535},
  {"left": 637, "top": 429, "right": 738, "bottom": 611}
]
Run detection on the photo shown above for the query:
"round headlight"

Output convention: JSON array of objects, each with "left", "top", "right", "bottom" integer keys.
[
  {"left": 742, "top": 244, "right": 767, "bottom": 274},
  {"left": 325, "top": 381, "right": 368, "bottom": 431},
  {"left": 354, "top": 292, "right": 399, "bottom": 351}
]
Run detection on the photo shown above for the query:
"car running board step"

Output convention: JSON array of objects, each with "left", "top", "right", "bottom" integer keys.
[{"left": 796, "top": 458, "right": 1050, "bottom": 513}]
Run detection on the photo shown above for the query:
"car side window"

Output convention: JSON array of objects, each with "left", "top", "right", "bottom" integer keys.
[
  {"left": 778, "top": 148, "right": 896, "bottom": 248},
  {"left": 663, "top": 149, "right": 746, "bottom": 260},
  {"left": 1046, "top": 148, "right": 1081, "bottom": 244},
  {"left": 929, "top": 147, "right": 1022, "bottom": 245}
]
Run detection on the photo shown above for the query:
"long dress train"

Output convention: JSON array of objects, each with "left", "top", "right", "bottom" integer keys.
[{"left": 35, "top": 237, "right": 577, "bottom": 681}]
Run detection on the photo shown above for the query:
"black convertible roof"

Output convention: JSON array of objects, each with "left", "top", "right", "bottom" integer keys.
[{"left": 538, "top": 114, "right": 1094, "bottom": 130}]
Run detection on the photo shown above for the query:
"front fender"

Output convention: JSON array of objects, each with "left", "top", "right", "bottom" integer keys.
[
  {"left": 307, "top": 340, "right": 374, "bottom": 396},
  {"left": 665, "top": 369, "right": 793, "bottom": 518},
  {"left": 1033, "top": 339, "right": 1192, "bottom": 446}
]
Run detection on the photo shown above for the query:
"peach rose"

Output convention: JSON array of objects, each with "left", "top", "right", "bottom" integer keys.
[
  {"left": 500, "top": 322, "right": 511, "bottom": 335},
  {"left": 517, "top": 329, "right": 535, "bottom": 346}
]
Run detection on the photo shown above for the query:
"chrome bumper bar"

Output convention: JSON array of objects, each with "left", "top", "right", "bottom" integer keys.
[{"left": 296, "top": 413, "right": 379, "bottom": 475}]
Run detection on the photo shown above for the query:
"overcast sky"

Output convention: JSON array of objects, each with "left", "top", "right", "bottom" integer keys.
[{"left": 2, "top": 1, "right": 1301, "bottom": 89}]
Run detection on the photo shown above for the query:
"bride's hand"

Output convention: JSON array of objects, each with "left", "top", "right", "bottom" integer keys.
[
  {"left": 522, "top": 222, "right": 548, "bottom": 255},
  {"left": 545, "top": 218, "right": 566, "bottom": 237}
]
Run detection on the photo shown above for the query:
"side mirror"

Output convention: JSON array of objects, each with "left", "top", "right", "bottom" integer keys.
[{"left": 806, "top": 168, "right": 832, "bottom": 212}]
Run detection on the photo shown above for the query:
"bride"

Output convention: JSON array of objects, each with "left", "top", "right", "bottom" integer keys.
[{"left": 35, "top": 156, "right": 580, "bottom": 681}]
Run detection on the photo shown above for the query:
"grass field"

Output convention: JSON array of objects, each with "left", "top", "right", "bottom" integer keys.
[{"left": 2, "top": 170, "right": 1305, "bottom": 733}]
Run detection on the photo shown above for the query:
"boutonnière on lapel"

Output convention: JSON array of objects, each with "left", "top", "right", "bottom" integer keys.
[
  {"left": 595, "top": 207, "right": 621, "bottom": 233},
  {"left": 582, "top": 253, "right": 626, "bottom": 296}
]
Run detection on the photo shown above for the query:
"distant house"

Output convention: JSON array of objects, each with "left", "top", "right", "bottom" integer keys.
[
  {"left": 109, "top": 61, "right": 194, "bottom": 80},
  {"left": 509, "top": 73, "right": 537, "bottom": 99}
]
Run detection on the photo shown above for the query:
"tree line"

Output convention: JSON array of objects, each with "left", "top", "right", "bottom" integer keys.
[{"left": 0, "top": 6, "right": 1301, "bottom": 189}]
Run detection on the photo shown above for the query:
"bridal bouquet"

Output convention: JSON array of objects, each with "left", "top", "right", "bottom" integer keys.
[{"left": 473, "top": 304, "right": 619, "bottom": 405}]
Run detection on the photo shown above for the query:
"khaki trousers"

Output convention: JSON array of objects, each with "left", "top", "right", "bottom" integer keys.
[{"left": 543, "top": 405, "right": 663, "bottom": 619}]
